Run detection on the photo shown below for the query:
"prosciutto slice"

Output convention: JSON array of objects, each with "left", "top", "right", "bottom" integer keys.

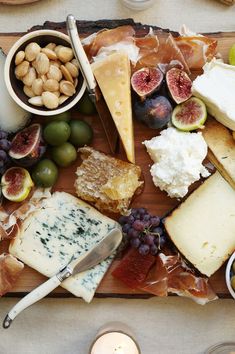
[
  {"left": 135, "top": 34, "right": 190, "bottom": 73},
  {"left": 84, "top": 25, "right": 136, "bottom": 59},
  {"left": 140, "top": 253, "right": 218, "bottom": 305},
  {"left": 0, "top": 253, "right": 24, "bottom": 296}
]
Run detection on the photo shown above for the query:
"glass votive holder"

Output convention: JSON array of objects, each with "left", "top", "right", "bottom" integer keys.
[
  {"left": 205, "top": 342, "right": 235, "bottom": 353},
  {"left": 89, "top": 322, "right": 141, "bottom": 354},
  {"left": 120, "top": 0, "right": 155, "bottom": 11}
]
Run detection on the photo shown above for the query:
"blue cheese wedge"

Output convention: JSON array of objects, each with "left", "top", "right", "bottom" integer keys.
[
  {"left": 192, "top": 59, "right": 235, "bottom": 130},
  {"left": 9, "top": 192, "right": 119, "bottom": 302}
]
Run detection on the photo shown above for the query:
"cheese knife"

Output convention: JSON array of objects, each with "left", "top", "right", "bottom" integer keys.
[
  {"left": 3, "top": 228, "right": 122, "bottom": 329},
  {"left": 66, "top": 14, "right": 119, "bottom": 154}
]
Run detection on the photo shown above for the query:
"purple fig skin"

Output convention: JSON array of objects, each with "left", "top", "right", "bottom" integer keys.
[
  {"left": 166, "top": 68, "right": 192, "bottom": 104},
  {"left": 9, "top": 124, "right": 47, "bottom": 167},
  {"left": 133, "top": 96, "right": 173, "bottom": 129},
  {"left": 131, "top": 67, "right": 163, "bottom": 100}
]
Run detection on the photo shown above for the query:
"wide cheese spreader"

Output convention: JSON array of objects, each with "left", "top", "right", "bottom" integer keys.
[{"left": 165, "top": 172, "right": 235, "bottom": 277}]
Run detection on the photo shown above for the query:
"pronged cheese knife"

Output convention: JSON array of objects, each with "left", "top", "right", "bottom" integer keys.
[
  {"left": 3, "top": 228, "right": 122, "bottom": 329},
  {"left": 66, "top": 14, "right": 119, "bottom": 154}
]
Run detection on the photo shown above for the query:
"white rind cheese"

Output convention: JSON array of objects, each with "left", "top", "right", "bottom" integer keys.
[
  {"left": 192, "top": 59, "right": 235, "bottom": 130},
  {"left": 165, "top": 172, "right": 235, "bottom": 277},
  {"left": 9, "top": 192, "right": 119, "bottom": 302}
]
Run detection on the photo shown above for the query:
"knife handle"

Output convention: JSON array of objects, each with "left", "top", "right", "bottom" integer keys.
[
  {"left": 66, "top": 14, "right": 96, "bottom": 93},
  {"left": 3, "top": 268, "right": 72, "bottom": 329}
]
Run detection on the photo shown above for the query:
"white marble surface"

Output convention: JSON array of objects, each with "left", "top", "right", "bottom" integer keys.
[{"left": 1, "top": 1, "right": 235, "bottom": 354}]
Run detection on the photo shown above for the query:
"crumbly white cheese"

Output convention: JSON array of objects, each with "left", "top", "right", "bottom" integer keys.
[
  {"left": 192, "top": 59, "right": 235, "bottom": 130},
  {"left": 9, "top": 192, "right": 119, "bottom": 302},
  {"left": 143, "top": 127, "right": 210, "bottom": 198}
]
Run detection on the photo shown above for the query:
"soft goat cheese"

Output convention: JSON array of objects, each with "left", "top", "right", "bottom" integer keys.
[{"left": 143, "top": 127, "right": 210, "bottom": 198}]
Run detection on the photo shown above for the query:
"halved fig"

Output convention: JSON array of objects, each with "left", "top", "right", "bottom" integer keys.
[
  {"left": 1, "top": 167, "right": 34, "bottom": 202},
  {"left": 172, "top": 97, "right": 207, "bottom": 131},
  {"left": 131, "top": 67, "right": 163, "bottom": 100},
  {"left": 166, "top": 68, "right": 192, "bottom": 104},
  {"left": 9, "top": 123, "right": 46, "bottom": 167},
  {"left": 133, "top": 96, "right": 172, "bottom": 129}
]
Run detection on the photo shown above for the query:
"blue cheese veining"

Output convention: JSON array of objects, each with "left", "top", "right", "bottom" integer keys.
[{"left": 9, "top": 192, "right": 119, "bottom": 302}]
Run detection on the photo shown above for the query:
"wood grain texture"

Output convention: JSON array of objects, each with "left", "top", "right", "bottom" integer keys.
[
  {"left": 0, "top": 0, "right": 39, "bottom": 4},
  {"left": 0, "top": 20, "right": 233, "bottom": 299}
]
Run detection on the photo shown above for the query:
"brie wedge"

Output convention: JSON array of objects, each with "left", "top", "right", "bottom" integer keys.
[
  {"left": 192, "top": 59, "right": 235, "bottom": 130},
  {"left": 165, "top": 172, "right": 235, "bottom": 277}
]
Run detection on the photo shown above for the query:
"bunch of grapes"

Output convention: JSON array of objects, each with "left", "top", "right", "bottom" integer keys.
[
  {"left": 119, "top": 208, "right": 167, "bottom": 256},
  {"left": 0, "top": 131, "right": 11, "bottom": 175}
]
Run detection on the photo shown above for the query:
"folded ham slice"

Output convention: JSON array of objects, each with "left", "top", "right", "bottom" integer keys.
[
  {"left": 0, "top": 253, "right": 24, "bottom": 296},
  {"left": 140, "top": 253, "right": 218, "bottom": 305}
]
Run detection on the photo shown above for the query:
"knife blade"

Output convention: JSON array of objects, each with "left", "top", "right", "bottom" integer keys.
[
  {"left": 3, "top": 228, "right": 122, "bottom": 329},
  {"left": 66, "top": 14, "right": 119, "bottom": 154}
]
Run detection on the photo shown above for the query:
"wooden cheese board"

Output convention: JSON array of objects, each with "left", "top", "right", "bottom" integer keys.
[
  {"left": 0, "top": 0, "right": 40, "bottom": 5},
  {"left": 0, "top": 19, "right": 234, "bottom": 299}
]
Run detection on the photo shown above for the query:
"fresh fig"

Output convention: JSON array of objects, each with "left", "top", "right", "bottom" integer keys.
[
  {"left": 131, "top": 67, "right": 163, "bottom": 100},
  {"left": 166, "top": 68, "right": 192, "bottom": 104},
  {"left": 9, "top": 123, "right": 46, "bottom": 167},
  {"left": 133, "top": 96, "right": 172, "bottom": 129},
  {"left": 172, "top": 97, "right": 207, "bottom": 131},
  {"left": 1, "top": 167, "right": 34, "bottom": 202}
]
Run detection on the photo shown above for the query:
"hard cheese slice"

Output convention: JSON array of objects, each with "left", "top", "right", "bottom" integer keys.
[
  {"left": 9, "top": 192, "right": 119, "bottom": 302},
  {"left": 92, "top": 52, "right": 135, "bottom": 163},
  {"left": 165, "top": 172, "right": 235, "bottom": 277},
  {"left": 202, "top": 117, "right": 235, "bottom": 190}
]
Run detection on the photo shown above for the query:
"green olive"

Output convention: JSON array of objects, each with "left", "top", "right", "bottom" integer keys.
[
  {"left": 51, "top": 142, "right": 77, "bottom": 167},
  {"left": 231, "top": 275, "right": 235, "bottom": 291},
  {"left": 69, "top": 120, "right": 93, "bottom": 147},
  {"left": 77, "top": 92, "right": 96, "bottom": 115},
  {"left": 32, "top": 159, "right": 58, "bottom": 188},
  {"left": 43, "top": 121, "right": 71, "bottom": 146},
  {"left": 232, "top": 261, "right": 235, "bottom": 274}
]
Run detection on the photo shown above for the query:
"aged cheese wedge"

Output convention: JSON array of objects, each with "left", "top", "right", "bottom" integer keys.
[
  {"left": 9, "top": 191, "right": 119, "bottom": 302},
  {"left": 165, "top": 172, "right": 235, "bottom": 277},
  {"left": 202, "top": 118, "right": 235, "bottom": 190},
  {"left": 92, "top": 52, "right": 135, "bottom": 163}
]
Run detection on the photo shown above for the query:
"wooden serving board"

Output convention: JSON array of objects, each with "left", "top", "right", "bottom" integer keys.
[
  {"left": 0, "top": 0, "right": 40, "bottom": 4},
  {"left": 0, "top": 19, "right": 234, "bottom": 299}
]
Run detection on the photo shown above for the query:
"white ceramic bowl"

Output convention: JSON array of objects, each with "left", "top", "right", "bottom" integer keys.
[
  {"left": 225, "top": 251, "right": 235, "bottom": 299},
  {"left": 4, "top": 29, "right": 86, "bottom": 116}
]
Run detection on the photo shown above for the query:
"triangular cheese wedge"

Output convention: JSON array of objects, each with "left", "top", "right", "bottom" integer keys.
[{"left": 92, "top": 52, "right": 135, "bottom": 163}]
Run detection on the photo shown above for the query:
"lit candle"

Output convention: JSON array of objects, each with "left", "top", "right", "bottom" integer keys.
[{"left": 89, "top": 323, "right": 140, "bottom": 354}]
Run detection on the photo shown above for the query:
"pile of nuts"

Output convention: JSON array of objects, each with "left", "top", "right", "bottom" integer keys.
[{"left": 14, "top": 41, "right": 79, "bottom": 109}]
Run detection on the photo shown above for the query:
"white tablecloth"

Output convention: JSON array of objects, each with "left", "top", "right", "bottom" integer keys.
[{"left": 0, "top": 1, "right": 235, "bottom": 353}]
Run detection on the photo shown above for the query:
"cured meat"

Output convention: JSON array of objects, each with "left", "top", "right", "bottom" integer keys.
[
  {"left": 112, "top": 248, "right": 155, "bottom": 289},
  {"left": 175, "top": 36, "right": 217, "bottom": 70},
  {"left": 0, "top": 253, "right": 24, "bottom": 296},
  {"left": 84, "top": 25, "right": 136, "bottom": 59},
  {"left": 140, "top": 253, "right": 218, "bottom": 305},
  {"left": 135, "top": 34, "right": 190, "bottom": 74}
]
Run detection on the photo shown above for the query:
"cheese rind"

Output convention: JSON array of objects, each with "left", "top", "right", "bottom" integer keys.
[
  {"left": 165, "top": 172, "right": 235, "bottom": 277},
  {"left": 92, "top": 52, "right": 135, "bottom": 163},
  {"left": 202, "top": 118, "right": 235, "bottom": 190},
  {"left": 192, "top": 59, "right": 235, "bottom": 130},
  {"left": 9, "top": 192, "right": 119, "bottom": 302}
]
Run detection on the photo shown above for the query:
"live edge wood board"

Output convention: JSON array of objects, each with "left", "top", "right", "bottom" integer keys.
[{"left": 0, "top": 19, "right": 233, "bottom": 299}]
